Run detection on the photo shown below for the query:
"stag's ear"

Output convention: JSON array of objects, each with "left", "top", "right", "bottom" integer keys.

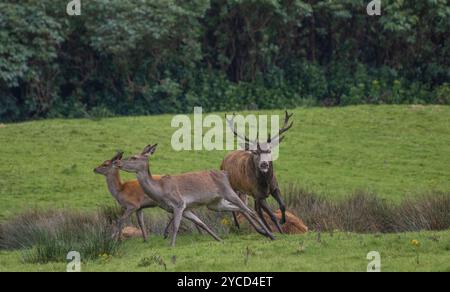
[
  {"left": 142, "top": 144, "right": 158, "bottom": 156},
  {"left": 111, "top": 150, "right": 124, "bottom": 162}
]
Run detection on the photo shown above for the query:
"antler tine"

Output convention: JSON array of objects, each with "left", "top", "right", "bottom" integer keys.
[
  {"left": 225, "top": 114, "right": 255, "bottom": 144},
  {"left": 281, "top": 110, "right": 294, "bottom": 133},
  {"left": 256, "top": 132, "right": 262, "bottom": 151},
  {"left": 269, "top": 110, "right": 294, "bottom": 143}
]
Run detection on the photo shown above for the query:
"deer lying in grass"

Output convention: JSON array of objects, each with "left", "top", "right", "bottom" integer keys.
[
  {"left": 221, "top": 111, "right": 293, "bottom": 233},
  {"left": 114, "top": 144, "right": 275, "bottom": 246},
  {"left": 94, "top": 151, "right": 189, "bottom": 241}
]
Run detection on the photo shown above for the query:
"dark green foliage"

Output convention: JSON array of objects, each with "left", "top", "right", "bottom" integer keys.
[{"left": 1, "top": 0, "right": 449, "bottom": 122}]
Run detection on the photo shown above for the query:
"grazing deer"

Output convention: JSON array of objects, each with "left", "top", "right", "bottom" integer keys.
[
  {"left": 94, "top": 151, "right": 172, "bottom": 241},
  {"left": 221, "top": 110, "right": 293, "bottom": 233},
  {"left": 114, "top": 144, "right": 275, "bottom": 247}
]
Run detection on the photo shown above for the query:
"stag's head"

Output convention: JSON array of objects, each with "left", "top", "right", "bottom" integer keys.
[
  {"left": 114, "top": 144, "right": 158, "bottom": 174},
  {"left": 94, "top": 151, "right": 124, "bottom": 175},
  {"left": 226, "top": 111, "right": 293, "bottom": 174}
]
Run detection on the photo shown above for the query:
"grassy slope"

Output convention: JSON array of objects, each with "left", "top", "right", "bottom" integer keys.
[
  {"left": 1, "top": 105, "right": 450, "bottom": 272},
  {"left": 0, "top": 105, "right": 449, "bottom": 220},
  {"left": 1, "top": 231, "right": 449, "bottom": 272}
]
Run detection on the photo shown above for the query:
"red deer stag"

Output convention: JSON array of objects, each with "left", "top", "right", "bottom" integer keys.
[
  {"left": 114, "top": 144, "right": 275, "bottom": 246},
  {"left": 221, "top": 111, "right": 293, "bottom": 233}
]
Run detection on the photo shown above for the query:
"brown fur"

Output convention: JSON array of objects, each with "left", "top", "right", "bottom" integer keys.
[
  {"left": 121, "top": 226, "right": 142, "bottom": 239},
  {"left": 221, "top": 151, "right": 275, "bottom": 197},
  {"left": 223, "top": 111, "right": 293, "bottom": 232},
  {"left": 221, "top": 150, "right": 286, "bottom": 233},
  {"left": 237, "top": 210, "right": 308, "bottom": 234},
  {"left": 95, "top": 160, "right": 165, "bottom": 241},
  {"left": 116, "top": 174, "right": 163, "bottom": 209},
  {"left": 116, "top": 144, "right": 276, "bottom": 246}
]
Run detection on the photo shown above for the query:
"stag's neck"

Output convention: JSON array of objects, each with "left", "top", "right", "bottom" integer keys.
[
  {"left": 136, "top": 169, "right": 163, "bottom": 199},
  {"left": 255, "top": 163, "right": 274, "bottom": 193},
  {"left": 105, "top": 170, "right": 123, "bottom": 199}
]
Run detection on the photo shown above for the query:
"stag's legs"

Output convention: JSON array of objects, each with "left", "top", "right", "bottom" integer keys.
[
  {"left": 183, "top": 211, "right": 222, "bottom": 242},
  {"left": 232, "top": 212, "right": 240, "bottom": 229},
  {"left": 136, "top": 209, "right": 148, "bottom": 242},
  {"left": 259, "top": 200, "right": 283, "bottom": 233},
  {"left": 209, "top": 197, "right": 275, "bottom": 240},
  {"left": 231, "top": 191, "right": 246, "bottom": 229},
  {"left": 208, "top": 200, "right": 265, "bottom": 235},
  {"left": 271, "top": 188, "right": 286, "bottom": 224},
  {"left": 255, "top": 200, "right": 272, "bottom": 232},
  {"left": 226, "top": 197, "right": 275, "bottom": 240}
]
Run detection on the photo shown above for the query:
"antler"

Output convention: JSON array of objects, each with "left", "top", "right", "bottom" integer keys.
[
  {"left": 226, "top": 114, "right": 258, "bottom": 149},
  {"left": 269, "top": 110, "right": 293, "bottom": 143}
]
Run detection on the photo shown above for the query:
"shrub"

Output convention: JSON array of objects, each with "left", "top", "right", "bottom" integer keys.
[
  {"left": 0, "top": 209, "right": 121, "bottom": 263},
  {"left": 433, "top": 83, "right": 450, "bottom": 105},
  {"left": 1, "top": 0, "right": 449, "bottom": 122},
  {"left": 1, "top": 187, "right": 448, "bottom": 260},
  {"left": 394, "top": 193, "right": 450, "bottom": 232},
  {"left": 284, "top": 185, "right": 450, "bottom": 233}
]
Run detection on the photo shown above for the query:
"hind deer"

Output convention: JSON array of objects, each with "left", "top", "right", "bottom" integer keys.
[
  {"left": 94, "top": 151, "right": 193, "bottom": 241},
  {"left": 221, "top": 110, "right": 293, "bottom": 233},
  {"left": 114, "top": 144, "right": 275, "bottom": 246}
]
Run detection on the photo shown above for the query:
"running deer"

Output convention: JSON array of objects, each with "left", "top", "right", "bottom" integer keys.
[
  {"left": 114, "top": 144, "right": 275, "bottom": 246},
  {"left": 94, "top": 151, "right": 174, "bottom": 241},
  {"left": 221, "top": 110, "right": 293, "bottom": 233}
]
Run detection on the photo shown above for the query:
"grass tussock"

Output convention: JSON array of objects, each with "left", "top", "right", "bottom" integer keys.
[
  {"left": 0, "top": 186, "right": 448, "bottom": 264},
  {"left": 0, "top": 209, "right": 121, "bottom": 264},
  {"left": 285, "top": 184, "right": 450, "bottom": 233},
  {"left": 0, "top": 204, "right": 229, "bottom": 265}
]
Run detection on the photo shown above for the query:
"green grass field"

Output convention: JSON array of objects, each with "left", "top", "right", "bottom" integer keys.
[
  {"left": 0, "top": 105, "right": 449, "bottom": 272},
  {"left": 1, "top": 105, "right": 449, "bottom": 220},
  {"left": 1, "top": 232, "right": 449, "bottom": 272}
]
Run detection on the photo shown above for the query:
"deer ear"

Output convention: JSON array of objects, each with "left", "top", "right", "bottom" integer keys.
[
  {"left": 142, "top": 144, "right": 158, "bottom": 156},
  {"left": 111, "top": 150, "right": 124, "bottom": 162},
  {"left": 149, "top": 144, "right": 158, "bottom": 155}
]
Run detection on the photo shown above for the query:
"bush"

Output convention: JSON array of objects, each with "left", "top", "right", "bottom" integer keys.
[
  {"left": 1, "top": 188, "right": 449, "bottom": 260},
  {"left": 433, "top": 83, "right": 450, "bottom": 105},
  {"left": 284, "top": 185, "right": 450, "bottom": 233},
  {"left": 1, "top": 0, "right": 449, "bottom": 122},
  {"left": 394, "top": 193, "right": 450, "bottom": 232},
  {"left": 0, "top": 209, "right": 121, "bottom": 263}
]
